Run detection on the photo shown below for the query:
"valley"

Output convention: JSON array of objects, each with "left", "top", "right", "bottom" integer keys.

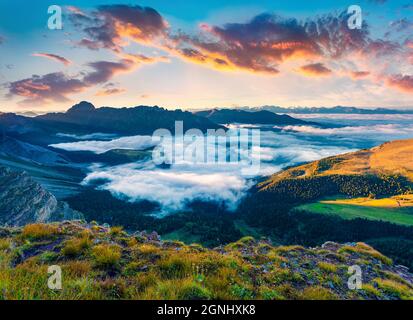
[{"left": 1, "top": 103, "right": 413, "bottom": 271}]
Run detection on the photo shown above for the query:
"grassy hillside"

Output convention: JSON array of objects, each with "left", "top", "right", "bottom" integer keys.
[
  {"left": 239, "top": 139, "right": 413, "bottom": 270},
  {"left": 259, "top": 138, "right": 413, "bottom": 187},
  {"left": 0, "top": 221, "right": 412, "bottom": 300},
  {"left": 244, "top": 139, "right": 413, "bottom": 217}
]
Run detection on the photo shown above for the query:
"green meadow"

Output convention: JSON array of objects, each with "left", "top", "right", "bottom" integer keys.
[{"left": 297, "top": 202, "right": 413, "bottom": 227}]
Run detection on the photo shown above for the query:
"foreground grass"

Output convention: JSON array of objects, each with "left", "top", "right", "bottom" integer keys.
[{"left": 0, "top": 221, "right": 412, "bottom": 300}]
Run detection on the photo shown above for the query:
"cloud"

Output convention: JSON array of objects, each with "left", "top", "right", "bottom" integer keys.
[
  {"left": 32, "top": 53, "right": 72, "bottom": 66},
  {"left": 171, "top": 11, "right": 386, "bottom": 75},
  {"left": 0, "top": 35, "right": 4, "bottom": 44},
  {"left": 172, "top": 14, "right": 320, "bottom": 74},
  {"left": 95, "top": 87, "right": 126, "bottom": 97},
  {"left": 7, "top": 72, "right": 86, "bottom": 105},
  {"left": 82, "top": 59, "right": 134, "bottom": 84},
  {"left": 50, "top": 135, "right": 156, "bottom": 154},
  {"left": 350, "top": 71, "right": 370, "bottom": 79},
  {"left": 56, "top": 132, "right": 118, "bottom": 140},
  {"left": 64, "top": 3, "right": 411, "bottom": 100},
  {"left": 386, "top": 74, "right": 413, "bottom": 93},
  {"left": 299, "top": 63, "right": 332, "bottom": 77},
  {"left": 69, "top": 7, "right": 381, "bottom": 75},
  {"left": 54, "top": 128, "right": 353, "bottom": 212},
  {"left": 83, "top": 162, "right": 249, "bottom": 213},
  {"left": 6, "top": 56, "right": 154, "bottom": 105},
  {"left": 69, "top": 4, "right": 168, "bottom": 52},
  {"left": 55, "top": 118, "right": 413, "bottom": 214},
  {"left": 277, "top": 124, "right": 413, "bottom": 136}
]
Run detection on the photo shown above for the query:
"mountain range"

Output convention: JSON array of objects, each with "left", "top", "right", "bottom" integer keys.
[
  {"left": 0, "top": 101, "right": 225, "bottom": 146},
  {"left": 244, "top": 106, "right": 413, "bottom": 114},
  {"left": 195, "top": 109, "right": 310, "bottom": 125}
]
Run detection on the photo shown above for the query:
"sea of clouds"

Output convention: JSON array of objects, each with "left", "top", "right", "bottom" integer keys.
[
  {"left": 51, "top": 118, "right": 413, "bottom": 214},
  {"left": 51, "top": 135, "right": 156, "bottom": 153}
]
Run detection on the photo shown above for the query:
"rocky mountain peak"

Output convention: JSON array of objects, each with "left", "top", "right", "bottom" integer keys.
[{"left": 67, "top": 101, "right": 96, "bottom": 114}]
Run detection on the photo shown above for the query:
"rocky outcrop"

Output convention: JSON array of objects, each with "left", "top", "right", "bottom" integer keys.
[{"left": 0, "top": 166, "right": 82, "bottom": 226}]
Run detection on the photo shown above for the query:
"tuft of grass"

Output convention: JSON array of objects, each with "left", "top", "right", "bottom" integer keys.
[
  {"left": 339, "top": 243, "right": 392, "bottom": 265},
  {"left": 21, "top": 224, "right": 60, "bottom": 240},
  {"left": 64, "top": 260, "right": 92, "bottom": 277},
  {"left": 238, "top": 236, "right": 255, "bottom": 245},
  {"left": 158, "top": 256, "right": 192, "bottom": 279},
  {"left": 299, "top": 286, "right": 338, "bottom": 300},
  {"left": 92, "top": 244, "right": 122, "bottom": 268},
  {"left": 99, "top": 278, "right": 126, "bottom": 299},
  {"left": 123, "top": 261, "right": 146, "bottom": 276},
  {"left": 109, "top": 226, "right": 125, "bottom": 237},
  {"left": 317, "top": 261, "right": 338, "bottom": 273},
  {"left": 136, "top": 244, "right": 160, "bottom": 256},
  {"left": 362, "top": 283, "right": 381, "bottom": 297},
  {"left": 374, "top": 278, "right": 412, "bottom": 299},
  {"left": 38, "top": 251, "right": 58, "bottom": 263},
  {"left": 0, "top": 239, "right": 11, "bottom": 251},
  {"left": 381, "top": 270, "right": 413, "bottom": 287},
  {"left": 231, "top": 284, "right": 254, "bottom": 299},
  {"left": 179, "top": 282, "right": 211, "bottom": 300},
  {"left": 62, "top": 235, "right": 92, "bottom": 257},
  {"left": 259, "top": 287, "right": 285, "bottom": 300},
  {"left": 274, "top": 245, "right": 306, "bottom": 255}
]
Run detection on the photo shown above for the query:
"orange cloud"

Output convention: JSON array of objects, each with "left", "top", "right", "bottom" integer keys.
[
  {"left": 32, "top": 53, "right": 72, "bottom": 66},
  {"left": 70, "top": 5, "right": 168, "bottom": 53},
  {"left": 69, "top": 6, "right": 406, "bottom": 78},
  {"left": 299, "top": 63, "right": 332, "bottom": 77},
  {"left": 386, "top": 74, "right": 413, "bottom": 93},
  {"left": 96, "top": 87, "right": 126, "bottom": 96}
]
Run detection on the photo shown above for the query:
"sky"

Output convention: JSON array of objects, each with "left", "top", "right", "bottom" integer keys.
[{"left": 0, "top": 0, "right": 412, "bottom": 112}]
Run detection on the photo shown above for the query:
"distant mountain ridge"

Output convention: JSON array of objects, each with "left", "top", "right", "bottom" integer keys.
[
  {"left": 194, "top": 109, "right": 311, "bottom": 125},
  {"left": 245, "top": 106, "right": 413, "bottom": 114},
  {"left": 36, "top": 101, "right": 224, "bottom": 135},
  {"left": 0, "top": 102, "right": 225, "bottom": 147}
]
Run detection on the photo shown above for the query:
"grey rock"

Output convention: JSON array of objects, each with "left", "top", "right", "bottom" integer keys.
[{"left": 0, "top": 166, "right": 82, "bottom": 226}]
